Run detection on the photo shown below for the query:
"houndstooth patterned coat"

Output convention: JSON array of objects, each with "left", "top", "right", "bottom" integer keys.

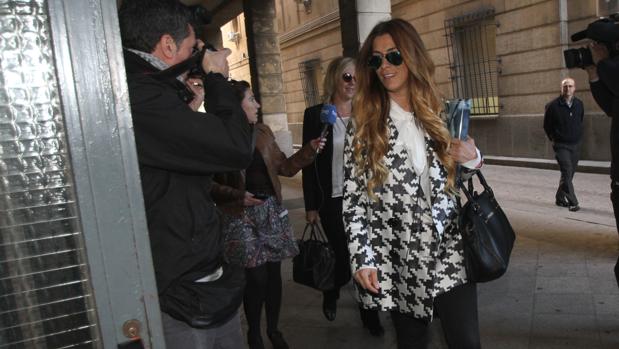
[{"left": 342, "top": 116, "right": 467, "bottom": 321}]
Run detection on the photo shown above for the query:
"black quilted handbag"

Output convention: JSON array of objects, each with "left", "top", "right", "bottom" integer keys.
[
  {"left": 293, "top": 223, "right": 336, "bottom": 291},
  {"left": 458, "top": 171, "right": 516, "bottom": 283}
]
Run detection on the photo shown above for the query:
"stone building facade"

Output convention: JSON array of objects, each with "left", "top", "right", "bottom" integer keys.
[{"left": 221, "top": 0, "right": 617, "bottom": 162}]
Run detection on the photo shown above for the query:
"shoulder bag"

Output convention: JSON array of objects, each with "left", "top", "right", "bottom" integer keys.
[{"left": 458, "top": 170, "right": 516, "bottom": 283}]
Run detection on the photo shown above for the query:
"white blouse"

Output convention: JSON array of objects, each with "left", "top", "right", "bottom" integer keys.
[{"left": 389, "top": 100, "right": 481, "bottom": 203}]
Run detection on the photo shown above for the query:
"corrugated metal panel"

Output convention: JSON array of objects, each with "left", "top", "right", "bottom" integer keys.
[{"left": 0, "top": 0, "right": 99, "bottom": 348}]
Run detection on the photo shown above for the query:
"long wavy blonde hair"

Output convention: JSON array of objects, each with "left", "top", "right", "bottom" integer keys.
[{"left": 352, "top": 18, "right": 455, "bottom": 198}]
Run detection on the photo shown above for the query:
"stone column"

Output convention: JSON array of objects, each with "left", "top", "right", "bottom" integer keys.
[
  {"left": 339, "top": 0, "right": 391, "bottom": 56},
  {"left": 243, "top": 0, "right": 292, "bottom": 155},
  {"left": 356, "top": 0, "right": 391, "bottom": 43}
]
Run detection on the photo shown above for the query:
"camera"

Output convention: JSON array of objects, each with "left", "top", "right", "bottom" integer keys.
[{"left": 564, "top": 14, "right": 619, "bottom": 69}]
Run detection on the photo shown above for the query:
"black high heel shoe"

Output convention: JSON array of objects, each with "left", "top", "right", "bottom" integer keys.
[{"left": 322, "top": 297, "right": 337, "bottom": 321}]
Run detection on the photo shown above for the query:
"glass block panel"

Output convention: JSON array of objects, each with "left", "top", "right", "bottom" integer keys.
[{"left": 0, "top": 1, "right": 100, "bottom": 348}]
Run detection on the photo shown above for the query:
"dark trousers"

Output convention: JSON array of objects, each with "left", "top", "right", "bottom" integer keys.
[
  {"left": 553, "top": 143, "right": 580, "bottom": 206},
  {"left": 391, "top": 283, "right": 480, "bottom": 349},
  {"left": 611, "top": 181, "right": 619, "bottom": 288},
  {"left": 319, "top": 196, "right": 351, "bottom": 296},
  {"left": 244, "top": 262, "right": 282, "bottom": 337}
]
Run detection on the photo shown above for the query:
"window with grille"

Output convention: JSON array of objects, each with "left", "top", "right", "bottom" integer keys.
[
  {"left": 298, "top": 59, "right": 321, "bottom": 107},
  {"left": 599, "top": 0, "right": 619, "bottom": 16},
  {"left": 445, "top": 8, "right": 499, "bottom": 117}
]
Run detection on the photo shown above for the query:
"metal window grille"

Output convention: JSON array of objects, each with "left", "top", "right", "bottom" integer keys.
[
  {"left": 445, "top": 8, "right": 499, "bottom": 117},
  {"left": 599, "top": 0, "right": 619, "bottom": 16},
  {"left": 0, "top": 1, "right": 100, "bottom": 347},
  {"left": 298, "top": 59, "right": 321, "bottom": 107}
]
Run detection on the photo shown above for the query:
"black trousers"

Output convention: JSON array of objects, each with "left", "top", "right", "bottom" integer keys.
[
  {"left": 553, "top": 143, "right": 580, "bottom": 206},
  {"left": 391, "top": 283, "right": 480, "bottom": 349}
]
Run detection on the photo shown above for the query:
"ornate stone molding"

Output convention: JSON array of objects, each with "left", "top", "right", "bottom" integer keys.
[{"left": 279, "top": 10, "right": 340, "bottom": 44}]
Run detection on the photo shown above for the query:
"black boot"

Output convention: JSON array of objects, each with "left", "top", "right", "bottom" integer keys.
[
  {"left": 322, "top": 297, "right": 337, "bottom": 321},
  {"left": 359, "top": 307, "right": 384, "bottom": 337},
  {"left": 322, "top": 289, "right": 338, "bottom": 321},
  {"left": 267, "top": 330, "right": 289, "bottom": 349}
]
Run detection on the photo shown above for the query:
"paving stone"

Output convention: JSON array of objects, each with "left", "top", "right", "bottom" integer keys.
[{"left": 533, "top": 293, "right": 594, "bottom": 315}]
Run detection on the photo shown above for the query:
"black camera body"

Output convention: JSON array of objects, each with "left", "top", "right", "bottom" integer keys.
[
  {"left": 564, "top": 15, "right": 619, "bottom": 69},
  {"left": 564, "top": 47, "right": 595, "bottom": 69}
]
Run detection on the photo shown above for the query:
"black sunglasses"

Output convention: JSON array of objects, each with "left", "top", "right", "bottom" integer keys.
[
  {"left": 342, "top": 72, "right": 356, "bottom": 83},
  {"left": 368, "top": 50, "right": 403, "bottom": 70}
]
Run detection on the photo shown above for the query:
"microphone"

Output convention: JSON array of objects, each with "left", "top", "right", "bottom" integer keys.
[{"left": 317, "top": 104, "right": 337, "bottom": 154}]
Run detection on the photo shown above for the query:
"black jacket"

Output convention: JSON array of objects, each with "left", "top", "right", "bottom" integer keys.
[
  {"left": 543, "top": 96, "right": 584, "bottom": 144},
  {"left": 123, "top": 51, "right": 253, "bottom": 303},
  {"left": 302, "top": 104, "right": 333, "bottom": 211},
  {"left": 591, "top": 57, "right": 619, "bottom": 180}
]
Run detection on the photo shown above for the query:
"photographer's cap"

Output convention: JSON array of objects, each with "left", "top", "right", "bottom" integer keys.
[{"left": 571, "top": 18, "right": 619, "bottom": 42}]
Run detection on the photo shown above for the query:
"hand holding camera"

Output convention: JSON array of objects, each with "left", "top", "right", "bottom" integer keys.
[{"left": 202, "top": 48, "right": 231, "bottom": 78}]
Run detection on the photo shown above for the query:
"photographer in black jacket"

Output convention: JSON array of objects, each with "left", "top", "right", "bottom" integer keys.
[
  {"left": 118, "top": 0, "right": 253, "bottom": 347},
  {"left": 580, "top": 20, "right": 619, "bottom": 287}
]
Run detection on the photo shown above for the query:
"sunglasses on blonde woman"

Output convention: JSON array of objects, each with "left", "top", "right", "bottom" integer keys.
[
  {"left": 368, "top": 50, "right": 403, "bottom": 70},
  {"left": 342, "top": 73, "right": 356, "bottom": 83}
]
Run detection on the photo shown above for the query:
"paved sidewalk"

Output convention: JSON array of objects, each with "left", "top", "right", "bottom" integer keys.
[{"left": 243, "top": 164, "right": 619, "bottom": 349}]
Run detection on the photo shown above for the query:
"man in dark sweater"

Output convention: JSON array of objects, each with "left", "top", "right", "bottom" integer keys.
[
  {"left": 544, "top": 77, "right": 585, "bottom": 211},
  {"left": 118, "top": 0, "right": 253, "bottom": 347}
]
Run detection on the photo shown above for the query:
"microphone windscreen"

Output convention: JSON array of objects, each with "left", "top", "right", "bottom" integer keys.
[{"left": 320, "top": 104, "right": 338, "bottom": 125}]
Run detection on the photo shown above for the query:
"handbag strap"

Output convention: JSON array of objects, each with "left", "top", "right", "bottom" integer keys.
[
  {"left": 300, "top": 222, "right": 329, "bottom": 242},
  {"left": 457, "top": 170, "right": 495, "bottom": 213}
]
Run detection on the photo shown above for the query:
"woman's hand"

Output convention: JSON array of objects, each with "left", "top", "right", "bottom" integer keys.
[
  {"left": 354, "top": 268, "right": 380, "bottom": 294},
  {"left": 186, "top": 77, "right": 204, "bottom": 111},
  {"left": 243, "top": 192, "right": 263, "bottom": 206},
  {"left": 306, "top": 210, "right": 319, "bottom": 223},
  {"left": 449, "top": 137, "right": 477, "bottom": 164},
  {"left": 310, "top": 137, "right": 327, "bottom": 153}
]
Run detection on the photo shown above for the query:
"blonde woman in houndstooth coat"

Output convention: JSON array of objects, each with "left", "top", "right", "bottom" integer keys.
[{"left": 343, "top": 19, "right": 483, "bottom": 349}]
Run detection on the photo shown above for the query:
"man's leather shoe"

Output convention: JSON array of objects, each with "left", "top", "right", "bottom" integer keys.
[
  {"left": 569, "top": 205, "right": 580, "bottom": 212},
  {"left": 555, "top": 199, "right": 569, "bottom": 207}
]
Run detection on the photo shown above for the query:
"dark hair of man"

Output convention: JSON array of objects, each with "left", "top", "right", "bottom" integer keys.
[{"left": 118, "top": 0, "right": 193, "bottom": 53}]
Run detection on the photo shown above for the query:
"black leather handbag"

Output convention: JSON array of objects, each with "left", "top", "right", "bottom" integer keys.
[
  {"left": 458, "top": 171, "right": 516, "bottom": 283},
  {"left": 293, "top": 223, "right": 336, "bottom": 291}
]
